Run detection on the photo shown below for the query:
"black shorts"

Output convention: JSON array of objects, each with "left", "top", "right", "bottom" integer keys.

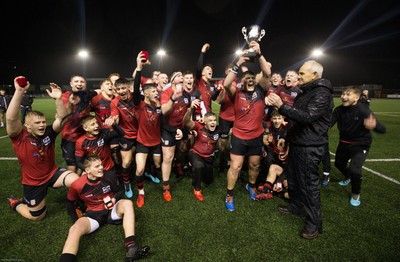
[
  {"left": 161, "top": 127, "right": 189, "bottom": 147},
  {"left": 230, "top": 134, "right": 263, "bottom": 156},
  {"left": 61, "top": 139, "right": 76, "bottom": 166},
  {"left": 84, "top": 209, "right": 122, "bottom": 227},
  {"left": 110, "top": 137, "right": 120, "bottom": 146},
  {"left": 136, "top": 142, "right": 162, "bottom": 155},
  {"left": 119, "top": 137, "right": 137, "bottom": 151},
  {"left": 218, "top": 117, "right": 233, "bottom": 139},
  {"left": 23, "top": 167, "right": 67, "bottom": 207}
]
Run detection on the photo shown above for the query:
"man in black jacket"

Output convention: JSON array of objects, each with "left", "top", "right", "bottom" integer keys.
[{"left": 266, "top": 60, "right": 333, "bottom": 240}]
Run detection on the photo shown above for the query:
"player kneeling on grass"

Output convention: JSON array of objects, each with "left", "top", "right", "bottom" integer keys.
[
  {"left": 7, "top": 77, "right": 79, "bottom": 221},
  {"left": 60, "top": 155, "right": 149, "bottom": 262},
  {"left": 331, "top": 86, "right": 386, "bottom": 207},
  {"left": 184, "top": 100, "right": 220, "bottom": 201},
  {"left": 256, "top": 164, "right": 289, "bottom": 200}
]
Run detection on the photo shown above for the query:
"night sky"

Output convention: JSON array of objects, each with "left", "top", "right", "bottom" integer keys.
[{"left": 1, "top": 0, "right": 400, "bottom": 89}]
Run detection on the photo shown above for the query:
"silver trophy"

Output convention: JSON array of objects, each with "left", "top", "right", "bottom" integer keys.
[{"left": 242, "top": 25, "right": 265, "bottom": 58}]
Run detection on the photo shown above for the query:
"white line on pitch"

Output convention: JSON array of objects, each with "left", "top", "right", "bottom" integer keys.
[
  {"left": 374, "top": 113, "right": 398, "bottom": 117},
  {"left": 0, "top": 157, "right": 17, "bottom": 160},
  {"left": 362, "top": 166, "right": 400, "bottom": 185},
  {"left": 0, "top": 135, "right": 9, "bottom": 140}
]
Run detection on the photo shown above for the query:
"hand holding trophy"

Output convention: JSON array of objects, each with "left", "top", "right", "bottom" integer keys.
[{"left": 242, "top": 25, "right": 265, "bottom": 58}]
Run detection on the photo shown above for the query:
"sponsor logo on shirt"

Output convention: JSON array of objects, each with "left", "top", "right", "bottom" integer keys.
[
  {"left": 97, "top": 139, "right": 105, "bottom": 147},
  {"left": 102, "top": 185, "right": 111, "bottom": 194}
]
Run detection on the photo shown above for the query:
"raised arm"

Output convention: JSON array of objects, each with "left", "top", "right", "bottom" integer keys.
[
  {"left": 196, "top": 43, "right": 210, "bottom": 79},
  {"left": 47, "top": 83, "right": 70, "bottom": 133},
  {"left": 248, "top": 41, "right": 271, "bottom": 89},
  {"left": 184, "top": 99, "right": 200, "bottom": 130},
  {"left": 161, "top": 85, "right": 182, "bottom": 116},
  {"left": 223, "top": 56, "right": 249, "bottom": 96},
  {"left": 132, "top": 52, "right": 147, "bottom": 106},
  {"left": 6, "top": 77, "right": 30, "bottom": 137}
]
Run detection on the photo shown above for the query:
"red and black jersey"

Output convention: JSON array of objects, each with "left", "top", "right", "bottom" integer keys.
[
  {"left": 90, "top": 93, "right": 112, "bottom": 129},
  {"left": 110, "top": 95, "right": 138, "bottom": 139},
  {"left": 232, "top": 85, "right": 266, "bottom": 140},
  {"left": 135, "top": 101, "right": 162, "bottom": 146},
  {"left": 10, "top": 126, "right": 59, "bottom": 186},
  {"left": 62, "top": 90, "right": 97, "bottom": 142},
  {"left": 196, "top": 78, "right": 215, "bottom": 113},
  {"left": 279, "top": 86, "right": 302, "bottom": 106},
  {"left": 267, "top": 85, "right": 282, "bottom": 96},
  {"left": 265, "top": 123, "right": 288, "bottom": 155},
  {"left": 183, "top": 88, "right": 203, "bottom": 121},
  {"left": 67, "top": 171, "right": 119, "bottom": 212},
  {"left": 161, "top": 87, "right": 188, "bottom": 129},
  {"left": 190, "top": 122, "right": 220, "bottom": 158},
  {"left": 216, "top": 79, "right": 235, "bottom": 122},
  {"left": 75, "top": 129, "right": 118, "bottom": 170},
  {"left": 140, "top": 76, "right": 151, "bottom": 86}
]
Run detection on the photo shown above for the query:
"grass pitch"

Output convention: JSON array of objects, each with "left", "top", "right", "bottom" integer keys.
[{"left": 0, "top": 98, "right": 399, "bottom": 261}]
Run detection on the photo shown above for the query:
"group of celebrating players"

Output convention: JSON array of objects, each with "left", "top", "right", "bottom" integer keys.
[{"left": 5, "top": 40, "right": 385, "bottom": 260}]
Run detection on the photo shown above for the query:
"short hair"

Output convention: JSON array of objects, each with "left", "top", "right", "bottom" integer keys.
[
  {"left": 183, "top": 70, "right": 194, "bottom": 76},
  {"left": 305, "top": 60, "right": 323, "bottom": 78},
  {"left": 271, "top": 110, "right": 282, "bottom": 118},
  {"left": 81, "top": 115, "right": 96, "bottom": 125},
  {"left": 286, "top": 69, "right": 298, "bottom": 75},
  {"left": 204, "top": 112, "right": 216, "bottom": 119},
  {"left": 143, "top": 83, "right": 157, "bottom": 91},
  {"left": 343, "top": 86, "right": 361, "bottom": 96},
  {"left": 99, "top": 79, "right": 112, "bottom": 86},
  {"left": 70, "top": 74, "right": 85, "bottom": 81},
  {"left": 202, "top": 64, "right": 213, "bottom": 71},
  {"left": 108, "top": 72, "right": 120, "bottom": 79},
  {"left": 241, "top": 70, "right": 256, "bottom": 80},
  {"left": 26, "top": 110, "right": 45, "bottom": 119},
  {"left": 83, "top": 155, "right": 101, "bottom": 170},
  {"left": 114, "top": 78, "right": 131, "bottom": 87},
  {"left": 272, "top": 72, "right": 282, "bottom": 77}
]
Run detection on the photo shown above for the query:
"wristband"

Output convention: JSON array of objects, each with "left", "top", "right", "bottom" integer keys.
[
  {"left": 231, "top": 65, "right": 240, "bottom": 74},
  {"left": 170, "top": 95, "right": 176, "bottom": 103},
  {"left": 256, "top": 53, "right": 263, "bottom": 58}
]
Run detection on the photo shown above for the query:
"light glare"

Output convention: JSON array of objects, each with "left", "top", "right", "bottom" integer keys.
[
  {"left": 312, "top": 49, "right": 323, "bottom": 57},
  {"left": 235, "top": 49, "right": 243, "bottom": 56},
  {"left": 78, "top": 50, "right": 89, "bottom": 58},
  {"left": 157, "top": 49, "right": 166, "bottom": 56}
]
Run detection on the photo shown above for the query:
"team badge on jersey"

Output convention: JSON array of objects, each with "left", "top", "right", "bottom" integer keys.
[
  {"left": 97, "top": 139, "right": 105, "bottom": 147},
  {"left": 42, "top": 136, "right": 51, "bottom": 146}
]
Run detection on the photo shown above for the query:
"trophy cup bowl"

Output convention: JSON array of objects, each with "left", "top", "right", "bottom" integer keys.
[{"left": 242, "top": 25, "right": 265, "bottom": 58}]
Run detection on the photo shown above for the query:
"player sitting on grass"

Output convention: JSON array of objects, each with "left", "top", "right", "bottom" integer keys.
[
  {"left": 256, "top": 163, "right": 289, "bottom": 200},
  {"left": 60, "top": 155, "right": 149, "bottom": 262},
  {"left": 7, "top": 77, "right": 79, "bottom": 221},
  {"left": 258, "top": 110, "right": 288, "bottom": 188}
]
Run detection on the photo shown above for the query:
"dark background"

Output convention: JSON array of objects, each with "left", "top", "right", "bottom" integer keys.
[{"left": 1, "top": 0, "right": 399, "bottom": 88}]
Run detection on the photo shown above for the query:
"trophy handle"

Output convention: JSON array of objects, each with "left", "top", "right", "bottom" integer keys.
[
  {"left": 242, "top": 27, "right": 248, "bottom": 40},
  {"left": 259, "top": 29, "right": 266, "bottom": 41}
]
